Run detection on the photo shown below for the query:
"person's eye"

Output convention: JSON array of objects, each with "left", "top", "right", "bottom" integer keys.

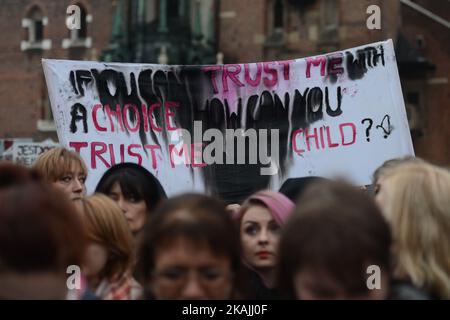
[
  {"left": 127, "top": 194, "right": 141, "bottom": 203},
  {"left": 201, "top": 269, "right": 222, "bottom": 281},
  {"left": 160, "top": 268, "right": 185, "bottom": 281},
  {"left": 108, "top": 194, "right": 119, "bottom": 201},
  {"left": 79, "top": 176, "right": 86, "bottom": 184},
  {"left": 245, "top": 225, "right": 258, "bottom": 236},
  {"left": 60, "top": 176, "right": 72, "bottom": 183}
]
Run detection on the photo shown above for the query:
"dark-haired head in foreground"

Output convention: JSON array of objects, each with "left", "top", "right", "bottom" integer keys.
[
  {"left": 278, "top": 180, "right": 392, "bottom": 300},
  {"left": 0, "top": 162, "right": 41, "bottom": 190},
  {"left": 0, "top": 182, "right": 86, "bottom": 299},
  {"left": 138, "top": 193, "right": 242, "bottom": 300},
  {"left": 278, "top": 176, "right": 328, "bottom": 202}
]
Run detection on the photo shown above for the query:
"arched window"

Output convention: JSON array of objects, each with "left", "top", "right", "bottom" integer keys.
[
  {"left": 73, "top": 4, "right": 87, "bottom": 40},
  {"left": 266, "top": 0, "right": 285, "bottom": 45},
  {"left": 37, "top": 74, "right": 56, "bottom": 132},
  {"left": 320, "top": 0, "right": 338, "bottom": 42},
  {"left": 274, "top": 0, "right": 284, "bottom": 31},
  {"left": 21, "top": 5, "right": 51, "bottom": 51},
  {"left": 29, "top": 6, "right": 43, "bottom": 42}
]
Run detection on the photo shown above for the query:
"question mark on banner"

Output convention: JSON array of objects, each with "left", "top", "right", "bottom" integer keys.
[
  {"left": 361, "top": 118, "right": 373, "bottom": 142},
  {"left": 376, "top": 114, "right": 392, "bottom": 139}
]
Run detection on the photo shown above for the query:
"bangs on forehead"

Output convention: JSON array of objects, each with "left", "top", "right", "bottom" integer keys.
[
  {"left": 117, "top": 174, "right": 144, "bottom": 199},
  {"left": 54, "top": 156, "right": 87, "bottom": 178}
]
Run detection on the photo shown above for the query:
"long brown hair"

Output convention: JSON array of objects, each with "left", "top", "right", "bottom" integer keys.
[{"left": 80, "top": 194, "right": 134, "bottom": 280}]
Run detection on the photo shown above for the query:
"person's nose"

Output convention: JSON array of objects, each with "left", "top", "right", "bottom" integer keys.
[
  {"left": 257, "top": 228, "right": 269, "bottom": 245},
  {"left": 72, "top": 178, "right": 83, "bottom": 193},
  {"left": 117, "top": 198, "right": 127, "bottom": 213},
  {"left": 180, "top": 273, "right": 205, "bottom": 300}
]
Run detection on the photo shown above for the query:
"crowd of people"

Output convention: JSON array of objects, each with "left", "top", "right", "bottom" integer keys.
[{"left": 0, "top": 147, "right": 449, "bottom": 300}]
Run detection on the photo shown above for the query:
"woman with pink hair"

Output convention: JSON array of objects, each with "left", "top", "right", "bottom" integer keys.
[{"left": 235, "top": 190, "right": 295, "bottom": 299}]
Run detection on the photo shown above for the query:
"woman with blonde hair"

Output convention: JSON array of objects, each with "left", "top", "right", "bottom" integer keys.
[
  {"left": 375, "top": 161, "right": 450, "bottom": 299},
  {"left": 32, "top": 147, "right": 88, "bottom": 210},
  {"left": 372, "top": 156, "right": 425, "bottom": 196},
  {"left": 80, "top": 194, "right": 142, "bottom": 300}
]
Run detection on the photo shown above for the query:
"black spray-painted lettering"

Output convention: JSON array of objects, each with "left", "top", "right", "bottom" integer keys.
[
  {"left": 346, "top": 45, "right": 385, "bottom": 80},
  {"left": 70, "top": 103, "right": 87, "bottom": 133}
]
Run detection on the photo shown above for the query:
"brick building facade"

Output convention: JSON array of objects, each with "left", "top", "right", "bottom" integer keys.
[
  {"left": 218, "top": 0, "right": 400, "bottom": 63},
  {"left": 218, "top": 0, "right": 449, "bottom": 165},
  {"left": 398, "top": 0, "right": 450, "bottom": 165},
  {"left": 0, "top": 0, "right": 114, "bottom": 141}
]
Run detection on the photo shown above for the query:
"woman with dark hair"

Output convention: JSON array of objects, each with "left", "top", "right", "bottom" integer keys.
[
  {"left": 278, "top": 176, "right": 328, "bottom": 202},
  {"left": 0, "top": 162, "right": 41, "bottom": 190},
  {"left": 95, "top": 163, "right": 167, "bottom": 237},
  {"left": 278, "top": 180, "right": 428, "bottom": 300},
  {"left": 234, "top": 190, "right": 295, "bottom": 299},
  {"left": 0, "top": 182, "right": 86, "bottom": 299},
  {"left": 138, "top": 194, "right": 242, "bottom": 300}
]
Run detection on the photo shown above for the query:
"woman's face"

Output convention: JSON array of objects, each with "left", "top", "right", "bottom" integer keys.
[
  {"left": 83, "top": 243, "right": 108, "bottom": 279},
  {"left": 240, "top": 205, "right": 281, "bottom": 270},
  {"left": 108, "top": 182, "right": 147, "bottom": 234},
  {"left": 53, "top": 163, "right": 86, "bottom": 209},
  {"left": 150, "top": 237, "right": 233, "bottom": 300}
]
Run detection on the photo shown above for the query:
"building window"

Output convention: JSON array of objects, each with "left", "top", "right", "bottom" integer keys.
[
  {"left": 37, "top": 76, "right": 55, "bottom": 132},
  {"left": 167, "top": 0, "right": 179, "bottom": 22},
  {"left": 76, "top": 5, "right": 88, "bottom": 39},
  {"left": 405, "top": 90, "right": 424, "bottom": 139},
  {"left": 21, "top": 5, "right": 52, "bottom": 51},
  {"left": 320, "top": 0, "right": 338, "bottom": 43},
  {"left": 274, "top": 0, "right": 284, "bottom": 31},
  {"left": 266, "top": 0, "right": 285, "bottom": 45},
  {"left": 29, "top": 7, "right": 43, "bottom": 42},
  {"left": 62, "top": 4, "right": 92, "bottom": 49}
]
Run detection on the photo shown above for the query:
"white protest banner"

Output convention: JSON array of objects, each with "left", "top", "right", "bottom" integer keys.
[
  {"left": 43, "top": 39, "right": 414, "bottom": 202},
  {"left": 0, "top": 138, "right": 33, "bottom": 161},
  {"left": 12, "top": 141, "right": 59, "bottom": 167}
]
